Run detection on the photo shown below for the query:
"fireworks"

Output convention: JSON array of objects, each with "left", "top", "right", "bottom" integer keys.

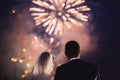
[{"left": 30, "top": 0, "right": 90, "bottom": 35}]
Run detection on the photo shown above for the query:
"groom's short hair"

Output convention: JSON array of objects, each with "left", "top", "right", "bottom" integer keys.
[{"left": 65, "top": 40, "right": 80, "bottom": 58}]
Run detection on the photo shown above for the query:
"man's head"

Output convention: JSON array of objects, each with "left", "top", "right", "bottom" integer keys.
[{"left": 65, "top": 40, "right": 80, "bottom": 59}]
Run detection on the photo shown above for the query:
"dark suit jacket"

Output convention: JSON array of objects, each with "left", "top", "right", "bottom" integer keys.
[{"left": 54, "top": 59, "right": 100, "bottom": 80}]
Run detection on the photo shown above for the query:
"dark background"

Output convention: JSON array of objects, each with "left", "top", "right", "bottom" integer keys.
[{"left": 0, "top": 0, "right": 120, "bottom": 80}]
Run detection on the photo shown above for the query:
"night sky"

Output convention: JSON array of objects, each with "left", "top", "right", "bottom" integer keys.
[{"left": 0, "top": 0, "right": 120, "bottom": 80}]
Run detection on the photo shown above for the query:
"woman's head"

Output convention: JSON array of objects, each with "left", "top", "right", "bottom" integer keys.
[{"left": 38, "top": 52, "right": 54, "bottom": 75}]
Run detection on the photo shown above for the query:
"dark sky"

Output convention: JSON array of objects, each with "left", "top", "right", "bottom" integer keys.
[
  {"left": 89, "top": 0, "right": 120, "bottom": 80},
  {"left": 0, "top": 0, "right": 120, "bottom": 80},
  {"left": 87, "top": 0, "right": 120, "bottom": 80}
]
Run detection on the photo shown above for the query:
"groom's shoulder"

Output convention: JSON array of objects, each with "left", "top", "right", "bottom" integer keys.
[
  {"left": 56, "top": 61, "right": 70, "bottom": 71},
  {"left": 57, "top": 59, "right": 97, "bottom": 71},
  {"left": 81, "top": 60, "right": 98, "bottom": 71}
]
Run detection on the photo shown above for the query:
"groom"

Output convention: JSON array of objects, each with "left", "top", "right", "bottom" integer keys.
[{"left": 54, "top": 40, "right": 100, "bottom": 80}]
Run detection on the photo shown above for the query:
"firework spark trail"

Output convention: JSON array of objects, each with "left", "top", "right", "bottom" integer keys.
[{"left": 30, "top": 0, "right": 90, "bottom": 35}]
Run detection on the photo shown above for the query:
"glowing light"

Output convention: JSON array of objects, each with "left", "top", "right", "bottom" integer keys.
[
  {"left": 19, "top": 59, "right": 23, "bottom": 63},
  {"left": 12, "top": 10, "right": 16, "bottom": 14},
  {"left": 11, "top": 57, "right": 24, "bottom": 63},
  {"left": 55, "top": 42, "right": 60, "bottom": 47},
  {"left": 21, "top": 74, "right": 26, "bottom": 78},
  {"left": 50, "top": 37, "right": 54, "bottom": 44},
  {"left": 26, "top": 63, "right": 30, "bottom": 68},
  {"left": 11, "top": 57, "right": 18, "bottom": 62},
  {"left": 30, "top": 0, "right": 90, "bottom": 35},
  {"left": 24, "top": 70, "right": 28, "bottom": 74},
  {"left": 34, "top": 36, "right": 38, "bottom": 41},
  {"left": 22, "top": 48, "right": 26, "bottom": 52}
]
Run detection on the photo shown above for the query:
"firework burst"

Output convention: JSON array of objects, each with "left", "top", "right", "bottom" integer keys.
[{"left": 30, "top": 0, "right": 90, "bottom": 35}]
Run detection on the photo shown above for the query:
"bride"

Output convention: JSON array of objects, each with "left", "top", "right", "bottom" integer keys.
[{"left": 31, "top": 52, "right": 55, "bottom": 80}]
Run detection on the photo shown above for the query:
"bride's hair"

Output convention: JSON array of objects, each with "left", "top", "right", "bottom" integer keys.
[
  {"left": 39, "top": 52, "right": 54, "bottom": 75},
  {"left": 33, "top": 52, "right": 54, "bottom": 76}
]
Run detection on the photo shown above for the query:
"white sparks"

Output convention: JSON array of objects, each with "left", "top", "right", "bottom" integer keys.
[{"left": 30, "top": 0, "right": 90, "bottom": 35}]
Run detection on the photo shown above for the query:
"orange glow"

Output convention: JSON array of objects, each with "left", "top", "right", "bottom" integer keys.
[
  {"left": 26, "top": 63, "right": 30, "bottom": 68},
  {"left": 34, "top": 36, "right": 38, "bottom": 41},
  {"left": 24, "top": 70, "right": 28, "bottom": 74},
  {"left": 21, "top": 74, "right": 26, "bottom": 78},
  {"left": 22, "top": 48, "right": 26, "bottom": 52},
  {"left": 11, "top": 57, "right": 18, "bottom": 62},
  {"left": 19, "top": 59, "right": 23, "bottom": 63}
]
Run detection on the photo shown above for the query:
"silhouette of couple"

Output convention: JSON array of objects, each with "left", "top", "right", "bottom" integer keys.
[{"left": 31, "top": 40, "right": 100, "bottom": 80}]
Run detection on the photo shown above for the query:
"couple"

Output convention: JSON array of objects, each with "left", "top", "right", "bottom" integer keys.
[{"left": 31, "top": 40, "right": 100, "bottom": 80}]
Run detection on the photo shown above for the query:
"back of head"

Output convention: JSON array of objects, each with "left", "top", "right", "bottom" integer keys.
[
  {"left": 38, "top": 52, "right": 54, "bottom": 75},
  {"left": 65, "top": 40, "right": 80, "bottom": 59},
  {"left": 39, "top": 52, "right": 50, "bottom": 67}
]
